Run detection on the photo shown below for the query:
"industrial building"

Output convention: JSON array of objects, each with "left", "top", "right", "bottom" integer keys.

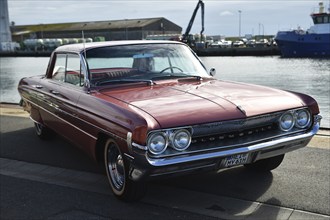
[{"left": 11, "top": 17, "right": 182, "bottom": 42}]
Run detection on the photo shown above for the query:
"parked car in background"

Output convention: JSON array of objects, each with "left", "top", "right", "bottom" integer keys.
[
  {"left": 246, "top": 39, "right": 256, "bottom": 47},
  {"left": 18, "top": 40, "right": 321, "bottom": 201},
  {"left": 233, "top": 40, "right": 245, "bottom": 47},
  {"left": 256, "top": 38, "right": 269, "bottom": 47}
]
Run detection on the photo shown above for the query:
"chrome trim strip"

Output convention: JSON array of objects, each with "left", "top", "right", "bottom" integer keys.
[
  {"left": 146, "top": 119, "right": 320, "bottom": 167},
  {"left": 68, "top": 109, "right": 126, "bottom": 142},
  {"left": 127, "top": 132, "right": 133, "bottom": 153},
  {"left": 24, "top": 98, "right": 113, "bottom": 141},
  {"left": 39, "top": 104, "right": 98, "bottom": 140},
  {"left": 124, "top": 153, "right": 134, "bottom": 160},
  {"left": 80, "top": 53, "right": 90, "bottom": 90},
  {"left": 29, "top": 116, "right": 38, "bottom": 124},
  {"left": 132, "top": 142, "right": 148, "bottom": 151}
]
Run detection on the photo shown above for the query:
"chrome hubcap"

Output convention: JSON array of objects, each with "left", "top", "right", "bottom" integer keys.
[{"left": 107, "top": 145, "right": 125, "bottom": 190}]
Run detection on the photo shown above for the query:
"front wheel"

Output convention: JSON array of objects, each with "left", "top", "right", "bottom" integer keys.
[
  {"left": 244, "top": 154, "right": 285, "bottom": 171},
  {"left": 104, "top": 139, "right": 147, "bottom": 202}
]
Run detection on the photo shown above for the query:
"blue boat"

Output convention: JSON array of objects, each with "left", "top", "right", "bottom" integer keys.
[{"left": 275, "top": 2, "right": 330, "bottom": 58}]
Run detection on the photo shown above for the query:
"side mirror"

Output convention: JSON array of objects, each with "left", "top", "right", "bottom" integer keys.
[{"left": 209, "top": 68, "right": 216, "bottom": 77}]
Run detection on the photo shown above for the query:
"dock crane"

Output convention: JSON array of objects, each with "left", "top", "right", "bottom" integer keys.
[{"left": 182, "top": 0, "right": 205, "bottom": 47}]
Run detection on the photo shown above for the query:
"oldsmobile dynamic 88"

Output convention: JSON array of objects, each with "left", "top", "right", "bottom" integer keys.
[{"left": 18, "top": 41, "right": 322, "bottom": 201}]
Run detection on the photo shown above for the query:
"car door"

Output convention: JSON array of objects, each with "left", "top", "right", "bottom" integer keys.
[
  {"left": 37, "top": 52, "right": 87, "bottom": 146},
  {"left": 36, "top": 53, "right": 66, "bottom": 129}
]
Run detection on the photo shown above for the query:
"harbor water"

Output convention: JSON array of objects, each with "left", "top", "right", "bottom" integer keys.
[{"left": 0, "top": 56, "right": 329, "bottom": 128}]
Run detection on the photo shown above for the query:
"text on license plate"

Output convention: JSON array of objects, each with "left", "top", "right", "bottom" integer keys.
[{"left": 224, "top": 153, "right": 249, "bottom": 167}]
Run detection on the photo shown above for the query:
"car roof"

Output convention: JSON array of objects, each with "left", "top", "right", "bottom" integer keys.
[{"left": 54, "top": 40, "right": 184, "bottom": 53}]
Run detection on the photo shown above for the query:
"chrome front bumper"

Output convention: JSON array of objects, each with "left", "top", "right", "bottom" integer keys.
[{"left": 128, "top": 115, "right": 321, "bottom": 181}]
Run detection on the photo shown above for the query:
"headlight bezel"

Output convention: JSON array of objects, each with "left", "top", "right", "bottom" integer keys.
[
  {"left": 147, "top": 132, "right": 168, "bottom": 155},
  {"left": 279, "top": 111, "right": 295, "bottom": 131},
  {"left": 171, "top": 129, "right": 192, "bottom": 151},
  {"left": 295, "top": 109, "right": 311, "bottom": 129},
  {"left": 147, "top": 127, "right": 192, "bottom": 155},
  {"left": 279, "top": 108, "right": 312, "bottom": 132}
]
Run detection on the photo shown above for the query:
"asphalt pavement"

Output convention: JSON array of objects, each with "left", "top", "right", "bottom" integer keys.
[{"left": 1, "top": 105, "right": 329, "bottom": 220}]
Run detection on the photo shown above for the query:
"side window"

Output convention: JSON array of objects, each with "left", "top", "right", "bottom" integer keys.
[
  {"left": 52, "top": 53, "right": 84, "bottom": 86},
  {"left": 66, "top": 54, "right": 83, "bottom": 86},
  {"left": 52, "top": 54, "right": 66, "bottom": 82}
]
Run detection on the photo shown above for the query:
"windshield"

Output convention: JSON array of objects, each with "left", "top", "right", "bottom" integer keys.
[{"left": 85, "top": 43, "right": 210, "bottom": 86}]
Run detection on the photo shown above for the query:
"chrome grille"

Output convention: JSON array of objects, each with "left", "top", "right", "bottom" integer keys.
[
  {"left": 191, "top": 112, "right": 282, "bottom": 137},
  {"left": 191, "top": 124, "right": 276, "bottom": 145}
]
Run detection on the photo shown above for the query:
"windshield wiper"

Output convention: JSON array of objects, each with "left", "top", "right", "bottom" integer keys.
[
  {"left": 95, "top": 79, "right": 155, "bottom": 86},
  {"left": 179, "top": 75, "right": 203, "bottom": 81},
  {"left": 151, "top": 73, "right": 202, "bottom": 81}
]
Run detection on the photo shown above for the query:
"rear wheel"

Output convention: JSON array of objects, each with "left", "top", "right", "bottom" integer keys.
[
  {"left": 104, "top": 139, "right": 147, "bottom": 202},
  {"left": 244, "top": 154, "right": 285, "bottom": 171},
  {"left": 34, "top": 122, "right": 51, "bottom": 140}
]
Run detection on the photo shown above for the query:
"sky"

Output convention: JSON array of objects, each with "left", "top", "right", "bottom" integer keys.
[{"left": 7, "top": 0, "right": 330, "bottom": 37}]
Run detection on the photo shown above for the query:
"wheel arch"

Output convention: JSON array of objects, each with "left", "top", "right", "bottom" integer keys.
[{"left": 94, "top": 132, "right": 129, "bottom": 165}]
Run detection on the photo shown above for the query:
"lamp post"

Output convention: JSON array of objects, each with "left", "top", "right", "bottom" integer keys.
[
  {"left": 259, "top": 23, "right": 264, "bottom": 39},
  {"left": 238, "top": 10, "right": 242, "bottom": 38}
]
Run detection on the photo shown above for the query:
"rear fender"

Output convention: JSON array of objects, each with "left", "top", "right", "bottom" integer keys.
[{"left": 24, "top": 100, "right": 43, "bottom": 125}]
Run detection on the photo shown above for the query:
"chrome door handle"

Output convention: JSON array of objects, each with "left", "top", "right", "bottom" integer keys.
[
  {"left": 32, "top": 85, "right": 43, "bottom": 89},
  {"left": 51, "top": 90, "right": 60, "bottom": 95}
]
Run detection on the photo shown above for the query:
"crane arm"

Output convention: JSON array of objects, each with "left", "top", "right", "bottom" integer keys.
[{"left": 183, "top": 0, "right": 205, "bottom": 42}]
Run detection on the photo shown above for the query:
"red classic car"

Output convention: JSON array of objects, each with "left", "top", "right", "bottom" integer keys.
[{"left": 18, "top": 40, "right": 321, "bottom": 201}]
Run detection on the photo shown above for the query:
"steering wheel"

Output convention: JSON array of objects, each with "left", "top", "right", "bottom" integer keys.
[{"left": 159, "top": 66, "right": 184, "bottom": 73}]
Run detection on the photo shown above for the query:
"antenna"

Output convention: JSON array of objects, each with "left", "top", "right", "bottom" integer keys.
[
  {"left": 82, "top": 23, "right": 87, "bottom": 59},
  {"left": 81, "top": 23, "right": 90, "bottom": 91}
]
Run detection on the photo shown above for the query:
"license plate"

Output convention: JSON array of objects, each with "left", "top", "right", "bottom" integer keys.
[{"left": 224, "top": 153, "right": 249, "bottom": 167}]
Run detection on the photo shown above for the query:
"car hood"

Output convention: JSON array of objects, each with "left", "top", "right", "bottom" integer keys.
[{"left": 99, "top": 80, "right": 304, "bottom": 128}]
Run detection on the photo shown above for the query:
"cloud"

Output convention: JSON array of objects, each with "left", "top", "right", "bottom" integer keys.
[{"left": 220, "top": 11, "right": 234, "bottom": 16}]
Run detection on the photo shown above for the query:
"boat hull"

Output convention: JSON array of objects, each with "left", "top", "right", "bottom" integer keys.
[{"left": 275, "top": 31, "right": 330, "bottom": 58}]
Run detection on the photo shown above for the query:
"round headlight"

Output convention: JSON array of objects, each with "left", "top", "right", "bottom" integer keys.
[
  {"left": 171, "top": 129, "right": 191, "bottom": 151},
  {"left": 279, "top": 111, "right": 295, "bottom": 131},
  {"left": 147, "top": 133, "right": 168, "bottom": 155},
  {"left": 295, "top": 109, "right": 311, "bottom": 128}
]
